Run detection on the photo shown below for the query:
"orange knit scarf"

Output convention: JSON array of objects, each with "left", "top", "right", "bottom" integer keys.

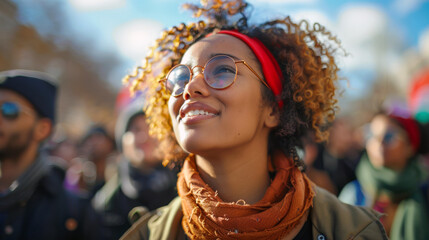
[{"left": 177, "top": 152, "right": 315, "bottom": 240}]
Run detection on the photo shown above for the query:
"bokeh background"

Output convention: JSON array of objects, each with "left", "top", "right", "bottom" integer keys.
[{"left": 1, "top": 0, "right": 429, "bottom": 138}]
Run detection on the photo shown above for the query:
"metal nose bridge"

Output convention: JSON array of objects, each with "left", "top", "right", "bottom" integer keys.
[
  {"left": 184, "top": 65, "right": 206, "bottom": 95},
  {"left": 190, "top": 65, "right": 205, "bottom": 80}
]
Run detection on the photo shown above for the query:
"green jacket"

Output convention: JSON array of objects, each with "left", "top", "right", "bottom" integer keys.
[{"left": 120, "top": 187, "right": 388, "bottom": 240}]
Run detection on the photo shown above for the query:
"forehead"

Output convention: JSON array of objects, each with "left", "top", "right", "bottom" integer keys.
[
  {"left": 181, "top": 34, "right": 256, "bottom": 63},
  {"left": 0, "top": 89, "right": 34, "bottom": 110},
  {"left": 370, "top": 115, "right": 401, "bottom": 134}
]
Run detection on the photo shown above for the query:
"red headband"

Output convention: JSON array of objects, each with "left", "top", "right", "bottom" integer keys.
[
  {"left": 216, "top": 30, "right": 284, "bottom": 108},
  {"left": 389, "top": 114, "right": 421, "bottom": 152}
]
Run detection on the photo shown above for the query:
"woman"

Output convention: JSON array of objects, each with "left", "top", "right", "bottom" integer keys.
[
  {"left": 339, "top": 112, "right": 429, "bottom": 240},
  {"left": 121, "top": 0, "right": 387, "bottom": 239}
]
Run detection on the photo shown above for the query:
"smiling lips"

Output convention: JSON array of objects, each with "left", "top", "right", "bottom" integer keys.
[{"left": 179, "top": 102, "right": 219, "bottom": 124}]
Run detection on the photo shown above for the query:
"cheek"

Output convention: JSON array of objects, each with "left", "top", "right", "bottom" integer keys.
[
  {"left": 387, "top": 141, "right": 413, "bottom": 160},
  {"left": 168, "top": 97, "right": 182, "bottom": 129},
  {"left": 221, "top": 90, "right": 263, "bottom": 134},
  {"left": 1, "top": 119, "right": 25, "bottom": 135},
  {"left": 225, "top": 85, "right": 261, "bottom": 115}
]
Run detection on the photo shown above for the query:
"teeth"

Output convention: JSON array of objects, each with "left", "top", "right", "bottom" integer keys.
[{"left": 185, "top": 110, "right": 215, "bottom": 117}]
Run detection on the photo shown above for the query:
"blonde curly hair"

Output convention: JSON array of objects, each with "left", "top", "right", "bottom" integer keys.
[{"left": 123, "top": 0, "right": 344, "bottom": 167}]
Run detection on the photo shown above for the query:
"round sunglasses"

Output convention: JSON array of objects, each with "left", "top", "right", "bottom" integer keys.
[
  {"left": 159, "top": 54, "right": 269, "bottom": 96},
  {"left": 0, "top": 102, "right": 34, "bottom": 120},
  {"left": 367, "top": 128, "right": 406, "bottom": 147}
]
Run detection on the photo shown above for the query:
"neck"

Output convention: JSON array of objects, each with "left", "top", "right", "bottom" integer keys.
[
  {"left": 0, "top": 143, "right": 39, "bottom": 192},
  {"left": 95, "top": 158, "right": 107, "bottom": 181},
  {"left": 195, "top": 139, "right": 271, "bottom": 205}
]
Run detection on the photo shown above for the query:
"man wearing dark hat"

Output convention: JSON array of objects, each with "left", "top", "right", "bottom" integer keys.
[{"left": 0, "top": 69, "right": 99, "bottom": 239}]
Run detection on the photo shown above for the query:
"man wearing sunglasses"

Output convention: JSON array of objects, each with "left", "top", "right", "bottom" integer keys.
[{"left": 0, "top": 69, "right": 99, "bottom": 239}]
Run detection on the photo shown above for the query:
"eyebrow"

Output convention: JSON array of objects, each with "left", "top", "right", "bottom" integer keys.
[{"left": 208, "top": 53, "right": 240, "bottom": 60}]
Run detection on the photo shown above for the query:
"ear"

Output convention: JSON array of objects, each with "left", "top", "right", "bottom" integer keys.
[
  {"left": 34, "top": 118, "right": 52, "bottom": 141},
  {"left": 264, "top": 104, "right": 280, "bottom": 128}
]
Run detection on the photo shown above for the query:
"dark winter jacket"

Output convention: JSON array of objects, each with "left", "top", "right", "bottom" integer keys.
[
  {"left": 0, "top": 154, "right": 101, "bottom": 240},
  {"left": 92, "top": 160, "right": 177, "bottom": 240}
]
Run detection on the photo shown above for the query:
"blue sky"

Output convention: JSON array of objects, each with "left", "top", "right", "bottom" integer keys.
[{"left": 12, "top": 0, "right": 429, "bottom": 100}]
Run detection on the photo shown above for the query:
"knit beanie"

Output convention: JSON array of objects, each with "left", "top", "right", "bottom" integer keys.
[
  {"left": 389, "top": 113, "right": 429, "bottom": 155},
  {"left": 0, "top": 69, "right": 57, "bottom": 123}
]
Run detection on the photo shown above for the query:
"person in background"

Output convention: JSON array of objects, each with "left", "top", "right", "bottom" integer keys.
[
  {"left": 92, "top": 96, "right": 177, "bottom": 240},
  {"left": 77, "top": 125, "right": 117, "bottom": 196},
  {"left": 339, "top": 112, "right": 429, "bottom": 240},
  {"left": 301, "top": 130, "right": 337, "bottom": 195},
  {"left": 0, "top": 69, "right": 100, "bottom": 240},
  {"left": 310, "top": 117, "right": 361, "bottom": 195},
  {"left": 120, "top": 0, "right": 387, "bottom": 239},
  {"left": 48, "top": 135, "right": 79, "bottom": 170}
]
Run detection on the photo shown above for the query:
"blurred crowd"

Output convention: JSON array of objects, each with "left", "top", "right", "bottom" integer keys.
[
  {"left": 1, "top": 68, "right": 428, "bottom": 239},
  {"left": 302, "top": 110, "right": 429, "bottom": 239},
  {"left": 0, "top": 70, "right": 178, "bottom": 239}
]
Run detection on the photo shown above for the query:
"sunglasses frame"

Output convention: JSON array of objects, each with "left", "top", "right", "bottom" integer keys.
[
  {"left": 381, "top": 128, "right": 407, "bottom": 146},
  {"left": 159, "top": 54, "right": 270, "bottom": 97}
]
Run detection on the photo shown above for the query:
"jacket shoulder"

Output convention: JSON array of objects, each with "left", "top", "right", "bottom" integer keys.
[
  {"left": 311, "top": 186, "right": 388, "bottom": 240},
  {"left": 119, "top": 206, "right": 153, "bottom": 240},
  {"left": 120, "top": 196, "right": 184, "bottom": 240}
]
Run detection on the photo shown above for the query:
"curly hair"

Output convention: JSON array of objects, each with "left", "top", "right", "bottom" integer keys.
[{"left": 123, "top": 0, "right": 343, "bottom": 168}]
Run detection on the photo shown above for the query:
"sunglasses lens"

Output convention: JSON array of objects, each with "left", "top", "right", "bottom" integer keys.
[
  {"left": 1, "top": 102, "right": 20, "bottom": 119},
  {"left": 382, "top": 131, "right": 396, "bottom": 145},
  {"left": 205, "top": 56, "right": 236, "bottom": 89},
  {"left": 167, "top": 65, "right": 190, "bottom": 96}
]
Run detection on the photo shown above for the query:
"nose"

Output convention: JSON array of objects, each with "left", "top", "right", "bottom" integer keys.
[{"left": 183, "top": 67, "right": 210, "bottom": 100}]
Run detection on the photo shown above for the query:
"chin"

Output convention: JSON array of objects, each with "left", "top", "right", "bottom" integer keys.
[
  {"left": 178, "top": 135, "right": 218, "bottom": 156},
  {"left": 180, "top": 140, "right": 207, "bottom": 154}
]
